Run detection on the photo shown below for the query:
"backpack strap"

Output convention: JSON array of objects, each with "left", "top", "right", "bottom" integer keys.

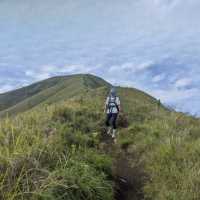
[
  {"left": 114, "top": 96, "right": 119, "bottom": 112},
  {"left": 108, "top": 96, "right": 112, "bottom": 113}
]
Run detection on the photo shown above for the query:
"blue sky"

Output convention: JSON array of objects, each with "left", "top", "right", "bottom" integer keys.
[{"left": 0, "top": 0, "right": 200, "bottom": 115}]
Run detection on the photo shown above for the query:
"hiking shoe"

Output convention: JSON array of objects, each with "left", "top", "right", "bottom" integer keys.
[
  {"left": 107, "top": 127, "right": 112, "bottom": 135},
  {"left": 112, "top": 129, "right": 116, "bottom": 138}
]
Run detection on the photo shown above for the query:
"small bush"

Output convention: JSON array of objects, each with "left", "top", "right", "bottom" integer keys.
[
  {"left": 40, "top": 156, "right": 113, "bottom": 200},
  {"left": 144, "top": 138, "right": 200, "bottom": 200},
  {"left": 52, "top": 107, "right": 74, "bottom": 123},
  {"left": 117, "top": 114, "right": 129, "bottom": 128}
]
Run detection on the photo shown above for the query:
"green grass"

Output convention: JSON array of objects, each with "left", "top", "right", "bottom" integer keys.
[
  {"left": 0, "top": 102, "right": 114, "bottom": 200},
  {"left": 0, "top": 74, "right": 200, "bottom": 200},
  {"left": 0, "top": 74, "right": 110, "bottom": 117}
]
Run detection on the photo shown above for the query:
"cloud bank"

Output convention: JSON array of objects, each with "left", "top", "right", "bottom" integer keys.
[{"left": 0, "top": 0, "right": 200, "bottom": 115}]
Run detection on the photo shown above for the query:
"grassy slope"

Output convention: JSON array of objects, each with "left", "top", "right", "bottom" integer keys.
[
  {"left": 0, "top": 74, "right": 111, "bottom": 117},
  {"left": 0, "top": 76, "right": 64, "bottom": 111},
  {"left": 62, "top": 88, "right": 200, "bottom": 200},
  {"left": 1, "top": 74, "right": 199, "bottom": 200},
  {"left": 0, "top": 82, "right": 166, "bottom": 200}
]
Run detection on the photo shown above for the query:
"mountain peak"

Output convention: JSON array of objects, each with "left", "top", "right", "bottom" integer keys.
[
  {"left": 0, "top": 73, "right": 161, "bottom": 118},
  {"left": 81, "top": 74, "right": 111, "bottom": 89},
  {"left": 0, "top": 74, "right": 111, "bottom": 116}
]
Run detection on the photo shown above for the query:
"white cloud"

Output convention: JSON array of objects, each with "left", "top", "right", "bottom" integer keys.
[
  {"left": 59, "top": 64, "right": 92, "bottom": 74},
  {"left": 174, "top": 78, "right": 192, "bottom": 88},
  {"left": 25, "top": 64, "right": 96, "bottom": 81},
  {"left": 1, "top": 0, "right": 200, "bottom": 115},
  {"left": 153, "top": 0, "right": 180, "bottom": 7},
  {"left": 0, "top": 84, "right": 14, "bottom": 93},
  {"left": 152, "top": 73, "right": 166, "bottom": 82},
  {"left": 135, "top": 61, "right": 155, "bottom": 71},
  {"left": 109, "top": 61, "right": 154, "bottom": 74},
  {"left": 25, "top": 70, "right": 51, "bottom": 81},
  {"left": 149, "top": 87, "right": 199, "bottom": 103}
]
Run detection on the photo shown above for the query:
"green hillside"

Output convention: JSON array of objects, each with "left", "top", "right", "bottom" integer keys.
[
  {"left": 0, "top": 74, "right": 199, "bottom": 200},
  {"left": 0, "top": 74, "right": 111, "bottom": 117},
  {"left": 0, "top": 74, "right": 162, "bottom": 118}
]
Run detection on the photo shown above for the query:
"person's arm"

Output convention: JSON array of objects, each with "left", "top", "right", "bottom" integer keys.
[
  {"left": 104, "top": 97, "right": 109, "bottom": 113},
  {"left": 117, "top": 97, "right": 121, "bottom": 113},
  {"left": 118, "top": 104, "right": 121, "bottom": 112}
]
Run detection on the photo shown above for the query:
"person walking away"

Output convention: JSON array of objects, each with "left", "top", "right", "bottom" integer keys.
[{"left": 104, "top": 87, "right": 121, "bottom": 140}]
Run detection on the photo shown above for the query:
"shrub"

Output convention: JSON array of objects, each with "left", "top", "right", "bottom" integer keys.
[
  {"left": 117, "top": 114, "right": 129, "bottom": 128},
  {"left": 39, "top": 156, "right": 114, "bottom": 200},
  {"left": 144, "top": 138, "right": 200, "bottom": 200},
  {"left": 52, "top": 107, "right": 73, "bottom": 123}
]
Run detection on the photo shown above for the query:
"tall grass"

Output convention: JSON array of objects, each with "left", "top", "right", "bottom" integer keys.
[
  {"left": 0, "top": 102, "right": 114, "bottom": 200},
  {"left": 1, "top": 92, "right": 200, "bottom": 200}
]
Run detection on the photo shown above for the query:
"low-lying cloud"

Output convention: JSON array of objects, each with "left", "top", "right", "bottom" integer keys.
[{"left": 0, "top": 0, "right": 200, "bottom": 115}]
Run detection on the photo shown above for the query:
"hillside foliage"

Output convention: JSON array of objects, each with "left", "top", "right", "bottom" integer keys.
[{"left": 0, "top": 74, "right": 200, "bottom": 200}]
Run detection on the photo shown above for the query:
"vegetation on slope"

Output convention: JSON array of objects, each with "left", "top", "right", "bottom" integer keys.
[
  {"left": 0, "top": 74, "right": 200, "bottom": 200},
  {"left": 0, "top": 101, "right": 114, "bottom": 200},
  {"left": 0, "top": 74, "right": 110, "bottom": 117}
]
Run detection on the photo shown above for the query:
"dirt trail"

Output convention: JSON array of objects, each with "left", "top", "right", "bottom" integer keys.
[
  {"left": 113, "top": 151, "right": 145, "bottom": 200},
  {"left": 100, "top": 130, "right": 145, "bottom": 200}
]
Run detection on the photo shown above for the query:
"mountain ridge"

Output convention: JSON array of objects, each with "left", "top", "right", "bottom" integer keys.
[
  {"left": 0, "top": 73, "right": 162, "bottom": 117},
  {"left": 0, "top": 74, "right": 112, "bottom": 116}
]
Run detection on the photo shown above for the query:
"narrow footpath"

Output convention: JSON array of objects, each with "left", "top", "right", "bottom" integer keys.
[{"left": 100, "top": 129, "right": 145, "bottom": 200}]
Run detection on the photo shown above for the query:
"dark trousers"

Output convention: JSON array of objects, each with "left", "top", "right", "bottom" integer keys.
[{"left": 106, "top": 113, "right": 118, "bottom": 129}]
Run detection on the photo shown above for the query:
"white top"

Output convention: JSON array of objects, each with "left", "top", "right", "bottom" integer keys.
[{"left": 106, "top": 96, "right": 120, "bottom": 114}]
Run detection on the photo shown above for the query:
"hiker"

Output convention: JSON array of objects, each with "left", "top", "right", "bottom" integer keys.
[{"left": 104, "top": 87, "right": 121, "bottom": 140}]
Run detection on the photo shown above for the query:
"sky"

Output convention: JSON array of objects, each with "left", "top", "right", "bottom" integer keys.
[{"left": 0, "top": 0, "right": 200, "bottom": 115}]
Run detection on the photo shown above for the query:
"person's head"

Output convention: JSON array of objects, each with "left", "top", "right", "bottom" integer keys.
[{"left": 110, "top": 87, "right": 116, "bottom": 97}]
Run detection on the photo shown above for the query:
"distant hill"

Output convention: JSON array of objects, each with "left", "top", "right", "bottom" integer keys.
[
  {"left": 0, "top": 74, "right": 164, "bottom": 117},
  {"left": 0, "top": 74, "right": 111, "bottom": 117}
]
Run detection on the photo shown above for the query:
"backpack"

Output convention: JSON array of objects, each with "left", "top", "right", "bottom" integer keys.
[{"left": 108, "top": 96, "right": 119, "bottom": 113}]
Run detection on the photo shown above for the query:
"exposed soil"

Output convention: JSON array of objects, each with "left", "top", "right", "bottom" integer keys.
[
  {"left": 100, "top": 128, "right": 146, "bottom": 200},
  {"left": 113, "top": 152, "right": 145, "bottom": 200}
]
